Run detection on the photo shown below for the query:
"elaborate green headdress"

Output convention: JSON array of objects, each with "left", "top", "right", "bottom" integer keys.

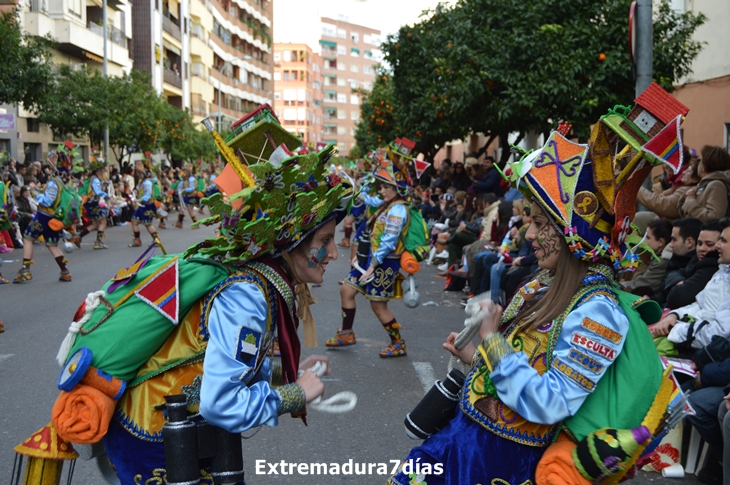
[
  {"left": 185, "top": 107, "right": 353, "bottom": 263},
  {"left": 499, "top": 83, "right": 689, "bottom": 272},
  {"left": 88, "top": 147, "right": 107, "bottom": 172}
]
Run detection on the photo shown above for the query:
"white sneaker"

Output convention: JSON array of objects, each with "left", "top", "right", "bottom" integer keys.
[
  {"left": 437, "top": 262, "right": 448, "bottom": 271},
  {"left": 426, "top": 247, "right": 437, "bottom": 265},
  {"left": 436, "top": 250, "right": 449, "bottom": 259}
]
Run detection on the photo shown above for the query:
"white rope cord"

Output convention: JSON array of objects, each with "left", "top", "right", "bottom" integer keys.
[
  {"left": 298, "top": 361, "right": 357, "bottom": 413},
  {"left": 448, "top": 293, "right": 493, "bottom": 374},
  {"left": 56, "top": 291, "right": 106, "bottom": 366},
  {"left": 353, "top": 261, "right": 374, "bottom": 284}
]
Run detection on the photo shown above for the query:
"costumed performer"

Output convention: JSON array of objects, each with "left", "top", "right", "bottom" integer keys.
[
  {"left": 59, "top": 112, "right": 354, "bottom": 484},
  {"left": 175, "top": 167, "right": 201, "bottom": 229},
  {"left": 14, "top": 150, "right": 79, "bottom": 283},
  {"left": 76, "top": 153, "right": 110, "bottom": 249},
  {"left": 388, "top": 86, "right": 690, "bottom": 485},
  {"left": 327, "top": 144, "right": 414, "bottom": 357},
  {"left": 128, "top": 162, "right": 162, "bottom": 248}
]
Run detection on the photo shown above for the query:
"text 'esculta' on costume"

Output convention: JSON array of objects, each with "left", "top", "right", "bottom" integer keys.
[
  {"left": 389, "top": 83, "right": 692, "bottom": 485},
  {"left": 11, "top": 104, "right": 354, "bottom": 485}
]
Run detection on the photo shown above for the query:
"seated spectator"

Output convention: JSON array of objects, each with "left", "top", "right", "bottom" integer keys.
[
  {"left": 449, "top": 161, "right": 471, "bottom": 191},
  {"left": 657, "top": 217, "right": 702, "bottom": 299},
  {"left": 637, "top": 158, "right": 700, "bottom": 219},
  {"left": 659, "top": 219, "right": 721, "bottom": 309},
  {"left": 470, "top": 156, "right": 502, "bottom": 196},
  {"left": 622, "top": 219, "right": 672, "bottom": 296},
  {"left": 459, "top": 200, "right": 511, "bottom": 277},
  {"left": 684, "top": 353, "right": 730, "bottom": 484},
  {"left": 679, "top": 146, "right": 730, "bottom": 222},
  {"left": 651, "top": 218, "right": 730, "bottom": 351}
]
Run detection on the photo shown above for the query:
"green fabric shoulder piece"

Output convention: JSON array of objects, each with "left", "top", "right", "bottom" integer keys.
[
  {"left": 68, "top": 256, "right": 230, "bottom": 382},
  {"left": 564, "top": 289, "right": 663, "bottom": 442}
]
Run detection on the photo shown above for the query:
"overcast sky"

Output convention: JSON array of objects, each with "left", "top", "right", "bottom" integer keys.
[{"left": 273, "top": 0, "right": 457, "bottom": 51}]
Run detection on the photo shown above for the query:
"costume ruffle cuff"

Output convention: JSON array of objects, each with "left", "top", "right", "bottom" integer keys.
[
  {"left": 479, "top": 332, "right": 515, "bottom": 373},
  {"left": 275, "top": 383, "right": 305, "bottom": 415}
]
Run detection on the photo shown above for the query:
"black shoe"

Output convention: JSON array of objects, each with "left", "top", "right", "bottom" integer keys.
[{"left": 697, "top": 462, "right": 722, "bottom": 485}]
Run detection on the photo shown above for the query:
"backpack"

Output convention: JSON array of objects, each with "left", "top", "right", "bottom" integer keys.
[
  {"left": 56, "top": 183, "right": 83, "bottom": 228},
  {"left": 59, "top": 255, "right": 230, "bottom": 382},
  {"left": 397, "top": 202, "right": 430, "bottom": 262}
]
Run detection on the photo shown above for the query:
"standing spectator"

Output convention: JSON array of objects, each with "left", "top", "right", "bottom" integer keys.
[
  {"left": 680, "top": 146, "right": 730, "bottom": 222},
  {"left": 659, "top": 219, "right": 721, "bottom": 309},
  {"left": 622, "top": 219, "right": 672, "bottom": 296},
  {"left": 652, "top": 218, "right": 730, "bottom": 351},
  {"left": 15, "top": 185, "right": 35, "bottom": 235}
]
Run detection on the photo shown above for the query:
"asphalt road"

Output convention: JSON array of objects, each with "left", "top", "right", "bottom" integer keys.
[{"left": 0, "top": 218, "right": 705, "bottom": 484}]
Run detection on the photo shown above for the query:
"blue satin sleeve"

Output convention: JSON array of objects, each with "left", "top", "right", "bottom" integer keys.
[
  {"left": 36, "top": 180, "right": 59, "bottom": 207},
  {"left": 491, "top": 295, "right": 628, "bottom": 425},
  {"left": 185, "top": 176, "right": 196, "bottom": 193},
  {"left": 140, "top": 180, "right": 153, "bottom": 203},
  {"left": 373, "top": 203, "right": 407, "bottom": 264},
  {"left": 92, "top": 177, "right": 107, "bottom": 198},
  {"left": 199, "top": 282, "right": 282, "bottom": 433},
  {"left": 361, "top": 194, "right": 383, "bottom": 208}
]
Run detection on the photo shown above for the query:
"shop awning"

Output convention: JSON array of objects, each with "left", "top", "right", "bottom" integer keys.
[
  {"left": 351, "top": 48, "right": 360, "bottom": 54},
  {"left": 319, "top": 40, "right": 337, "bottom": 48}
]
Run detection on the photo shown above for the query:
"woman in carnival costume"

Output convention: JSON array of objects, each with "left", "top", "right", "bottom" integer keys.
[
  {"left": 14, "top": 147, "right": 81, "bottom": 283},
  {"left": 46, "top": 110, "right": 353, "bottom": 484},
  {"left": 327, "top": 143, "right": 414, "bottom": 358},
  {"left": 76, "top": 151, "right": 110, "bottom": 249},
  {"left": 128, "top": 159, "right": 163, "bottom": 247},
  {"left": 175, "top": 166, "right": 202, "bottom": 229},
  {"left": 389, "top": 86, "right": 690, "bottom": 485}
]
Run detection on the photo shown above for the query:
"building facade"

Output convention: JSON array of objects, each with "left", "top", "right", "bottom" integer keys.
[
  {"left": 319, "top": 17, "right": 380, "bottom": 156},
  {"left": 272, "top": 43, "right": 323, "bottom": 147},
  {"left": 671, "top": 0, "right": 730, "bottom": 151},
  {"left": 1, "top": 0, "right": 133, "bottom": 161}
]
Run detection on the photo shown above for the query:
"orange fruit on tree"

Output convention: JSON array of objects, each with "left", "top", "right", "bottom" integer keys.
[{"left": 598, "top": 53, "right": 606, "bottom": 62}]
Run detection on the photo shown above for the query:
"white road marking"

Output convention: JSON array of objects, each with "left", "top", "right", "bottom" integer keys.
[
  {"left": 0, "top": 354, "right": 15, "bottom": 363},
  {"left": 412, "top": 361, "right": 436, "bottom": 394}
]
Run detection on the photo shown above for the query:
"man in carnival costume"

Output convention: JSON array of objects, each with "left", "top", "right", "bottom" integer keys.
[
  {"left": 76, "top": 149, "right": 110, "bottom": 249},
  {"left": 26, "top": 105, "right": 354, "bottom": 484},
  {"left": 14, "top": 145, "right": 82, "bottom": 283},
  {"left": 389, "top": 83, "right": 691, "bottom": 485},
  {"left": 327, "top": 139, "right": 418, "bottom": 357},
  {"left": 128, "top": 158, "right": 163, "bottom": 247},
  {"left": 175, "top": 165, "right": 202, "bottom": 229}
]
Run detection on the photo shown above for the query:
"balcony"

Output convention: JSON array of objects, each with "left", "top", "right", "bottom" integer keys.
[
  {"left": 162, "top": 13, "right": 181, "bottom": 40},
  {"left": 87, "top": 22, "right": 127, "bottom": 48},
  {"left": 164, "top": 68, "right": 182, "bottom": 88}
]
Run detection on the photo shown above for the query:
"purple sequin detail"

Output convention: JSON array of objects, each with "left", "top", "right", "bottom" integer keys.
[{"left": 537, "top": 321, "right": 553, "bottom": 332}]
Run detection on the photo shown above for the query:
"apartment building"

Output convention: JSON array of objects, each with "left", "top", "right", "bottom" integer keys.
[
  {"left": 272, "top": 43, "right": 323, "bottom": 147},
  {"left": 671, "top": 0, "right": 730, "bottom": 151},
  {"left": 206, "top": 0, "right": 273, "bottom": 131},
  {"left": 0, "top": 0, "right": 133, "bottom": 161},
  {"left": 319, "top": 17, "right": 381, "bottom": 156}
]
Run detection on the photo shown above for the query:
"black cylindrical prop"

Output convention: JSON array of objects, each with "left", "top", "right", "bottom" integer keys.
[
  {"left": 404, "top": 368, "right": 465, "bottom": 440},
  {"left": 162, "top": 395, "right": 201, "bottom": 485},
  {"left": 211, "top": 426, "right": 245, "bottom": 484}
]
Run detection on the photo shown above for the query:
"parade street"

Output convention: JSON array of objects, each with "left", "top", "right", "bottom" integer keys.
[{"left": 0, "top": 221, "right": 702, "bottom": 484}]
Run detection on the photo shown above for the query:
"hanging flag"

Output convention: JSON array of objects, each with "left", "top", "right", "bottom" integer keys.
[
  {"left": 135, "top": 258, "right": 180, "bottom": 324},
  {"left": 414, "top": 153, "right": 431, "bottom": 179},
  {"left": 641, "top": 115, "right": 684, "bottom": 174}
]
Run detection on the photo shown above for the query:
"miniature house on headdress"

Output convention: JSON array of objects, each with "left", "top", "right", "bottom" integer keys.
[{"left": 393, "top": 137, "right": 416, "bottom": 157}]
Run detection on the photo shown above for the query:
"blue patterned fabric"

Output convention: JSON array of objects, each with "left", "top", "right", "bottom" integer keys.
[
  {"left": 84, "top": 200, "right": 108, "bottom": 221},
  {"left": 132, "top": 202, "right": 157, "bottom": 225},
  {"left": 183, "top": 195, "right": 200, "bottom": 206},
  {"left": 343, "top": 256, "right": 401, "bottom": 301},
  {"left": 388, "top": 410, "right": 546, "bottom": 485},
  {"left": 24, "top": 211, "right": 61, "bottom": 246}
]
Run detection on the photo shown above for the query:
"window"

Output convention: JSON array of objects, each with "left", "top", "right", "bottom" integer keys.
[
  {"left": 337, "top": 110, "right": 346, "bottom": 120},
  {"left": 337, "top": 126, "right": 346, "bottom": 135},
  {"left": 337, "top": 28, "right": 346, "bottom": 39},
  {"left": 324, "top": 77, "right": 331, "bottom": 86},
  {"left": 283, "top": 108, "right": 297, "bottom": 121},
  {"left": 283, "top": 71, "right": 290, "bottom": 81},
  {"left": 351, "top": 111, "right": 359, "bottom": 121},
  {"left": 351, "top": 64, "right": 358, "bottom": 73},
  {"left": 298, "top": 108, "right": 306, "bottom": 121},
  {"left": 337, "top": 78, "right": 346, "bottom": 87},
  {"left": 274, "top": 71, "right": 281, "bottom": 81},
  {"left": 362, "top": 82, "right": 372, "bottom": 90},
  {"left": 363, "top": 65, "right": 372, "bottom": 75},
  {"left": 364, "top": 34, "right": 371, "bottom": 45},
  {"left": 322, "top": 23, "right": 336, "bottom": 37},
  {"left": 351, "top": 32, "right": 359, "bottom": 44},
  {"left": 338, "top": 62, "right": 346, "bottom": 71},
  {"left": 313, "top": 81, "right": 321, "bottom": 90},
  {"left": 325, "top": 92, "right": 337, "bottom": 102},
  {"left": 27, "top": 118, "right": 40, "bottom": 133},
  {"left": 339, "top": 142, "right": 347, "bottom": 151},
  {"left": 337, "top": 93, "right": 347, "bottom": 103},
  {"left": 297, "top": 89, "right": 306, "bottom": 101},
  {"left": 337, "top": 45, "right": 346, "bottom": 55},
  {"left": 350, "top": 80, "right": 358, "bottom": 89},
  {"left": 292, "top": 71, "right": 298, "bottom": 81},
  {"left": 274, "top": 52, "right": 281, "bottom": 62},
  {"left": 283, "top": 89, "right": 297, "bottom": 101},
  {"left": 283, "top": 50, "right": 291, "bottom": 62},
  {"left": 350, "top": 95, "right": 359, "bottom": 105},
  {"left": 274, "top": 92, "right": 281, "bottom": 100},
  {"left": 351, "top": 127, "right": 356, "bottom": 136}
]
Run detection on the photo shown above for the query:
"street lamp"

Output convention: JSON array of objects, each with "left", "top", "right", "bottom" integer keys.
[{"left": 217, "top": 60, "right": 232, "bottom": 133}]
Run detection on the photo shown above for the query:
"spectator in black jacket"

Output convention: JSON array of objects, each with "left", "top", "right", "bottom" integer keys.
[
  {"left": 471, "top": 156, "right": 502, "bottom": 196},
  {"left": 659, "top": 219, "right": 720, "bottom": 309},
  {"left": 685, "top": 353, "right": 730, "bottom": 484}
]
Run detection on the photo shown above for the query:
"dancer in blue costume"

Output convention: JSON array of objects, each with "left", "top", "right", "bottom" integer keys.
[{"left": 389, "top": 88, "right": 691, "bottom": 485}]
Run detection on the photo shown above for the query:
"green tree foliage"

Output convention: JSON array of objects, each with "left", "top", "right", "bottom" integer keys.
[
  {"left": 356, "top": 0, "right": 705, "bottom": 161},
  {"left": 0, "top": 7, "right": 54, "bottom": 111}
]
